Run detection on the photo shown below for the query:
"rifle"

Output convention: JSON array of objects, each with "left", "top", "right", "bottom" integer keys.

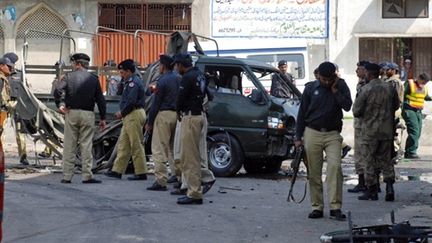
[{"left": 287, "top": 145, "right": 308, "bottom": 203}]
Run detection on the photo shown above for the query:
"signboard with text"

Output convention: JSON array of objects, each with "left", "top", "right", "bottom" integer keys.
[{"left": 212, "top": 0, "right": 328, "bottom": 38}]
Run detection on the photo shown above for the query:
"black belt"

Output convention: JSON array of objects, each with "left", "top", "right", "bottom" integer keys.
[
  {"left": 160, "top": 108, "right": 176, "bottom": 111},
  {"left": 182, "top": 110, "right": 203, "bottom": 116},
  {"left": 308, "top": 125, "right": 337, "bottom": 133},
  {"left": 403, "top": 104, "right": 421, "bottom": 112}
]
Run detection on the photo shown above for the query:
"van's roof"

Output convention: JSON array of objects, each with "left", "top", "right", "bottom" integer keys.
[{"left": 196, "top": 55, "right": 278, "bottom": 71}]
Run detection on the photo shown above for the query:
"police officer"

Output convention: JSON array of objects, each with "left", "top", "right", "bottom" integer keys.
[
  {"left": 105, "top": 59, "right": 148, "bottom": 180},
  {"left": 347, "top": 60, "right": 369, "bottom": 193},
  {"left": 402, "top": 73, "right": 431, "bottom": 159},
  {"left": 171, "top": 83, "right": 216, "bottom": 196},
  {"left": 0, "top": 57, "right": 14, "bottom": 137},
  {"left": 353, "top": 63, "right": 400, "bottom": 201},
  {"left": 54, "top": 53, "right": 106, "bottom": 184},
  {"left": 3, "top": 52, "right": 29, "bottom": 165},
  {"left": 295, "top": 62, "right": 352, "bottom": 220},
  {"left": 145, "top": 55, "right": 180, "bottom": 191},
  {"left": 173, "top": 53, "right": 206, "bottom": 205},
  {"left": 270, "top": 60, "right": 295, "bottom": 98}
]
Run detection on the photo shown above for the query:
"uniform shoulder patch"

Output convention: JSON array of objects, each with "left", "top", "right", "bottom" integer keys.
[{"left": 129, "top": 82, "right": 135, "bottom": 87}]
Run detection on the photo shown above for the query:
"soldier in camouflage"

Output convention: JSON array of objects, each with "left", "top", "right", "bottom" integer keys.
[
  {"left": 347, "top": 60, "right": 369, "bottom": 193},
  {"left": 384, "top": 62, "right": 405, "bottom": 161},
  {"left": 353, "top": 63, "right": 400, "bottom": 202}
]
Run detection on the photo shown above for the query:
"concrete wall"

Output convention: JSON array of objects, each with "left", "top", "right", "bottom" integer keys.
[
  {"left": 191, "top": 0, "right": 211, "bottom": 37},
  {"left": 328, "top": 0, "right": 432, "bottom": 90},
  {"left": 0, "top": 0, "right": 99, "bottom": 91}
]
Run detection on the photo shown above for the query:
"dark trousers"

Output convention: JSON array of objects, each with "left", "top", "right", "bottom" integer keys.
[{"left": 402, "top": 108, "right": 422, "bottom": 156}]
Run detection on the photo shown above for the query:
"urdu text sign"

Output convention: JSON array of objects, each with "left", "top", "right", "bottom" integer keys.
[{"left": 212, "top": 0, "right": 328, "bottom": 38}]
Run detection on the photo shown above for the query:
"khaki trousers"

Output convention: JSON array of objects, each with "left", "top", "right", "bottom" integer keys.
[
  {"left": 14, "top": 120, "right": 26, "bottom": 159},
  {"left": 304, "top": 127, "right": 343, "bottom": 211},
  {"left": 112, "top": 109, "right": 148, "bottom": 175},
  {"left": 63, "top": 110, "right": 95, "bottom": 181},
  {"left": 180, "top": 115, "right": 204, "bottom": 199},
  {"left": 181, "top": 115, "right": 215, "bottom": 189},
  {"left": 152, "top": 110, "right": 177, "bottom": 186}
]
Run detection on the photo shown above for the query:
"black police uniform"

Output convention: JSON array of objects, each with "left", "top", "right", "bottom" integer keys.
[
  {"left": 54, "top": 54, "right": 106, "bottom": 183},
  {"left": 176, "top": 66, "right": 206, "bottom": 202},
  {"left": 147, "top": 70, "right": 180, "bottom": 189},
  {"left": 111, "top": 73, "right": 148, "bottom": 177}
]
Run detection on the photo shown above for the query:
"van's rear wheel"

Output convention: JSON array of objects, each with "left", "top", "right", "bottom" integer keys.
[
  {"left": 243, "top": 158, "right": 282, "bottom": 174},
  {"left": 208, "top": 133, "right": 243, "bottom": 177}
]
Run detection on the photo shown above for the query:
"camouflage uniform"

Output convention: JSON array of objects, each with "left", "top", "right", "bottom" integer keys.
[
  {"left": 352, "top": 78, "right": 400, "bottom": 186},
  {"left": 384, "top": 75, "right": 404, "bottom": 158},
  {"left": 353, "top": 80, "right": 366, "bottom": 175}
]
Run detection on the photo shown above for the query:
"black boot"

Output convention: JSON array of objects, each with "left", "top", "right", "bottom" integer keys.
[
  {"left": 385, "top": 182, "right": 395, "bottom": 201},
  {"left": 376, "top": 172, "right": 382, "bottom": 193},
  {"left": 358, "top": 184, "right": 378, "bottom": 201},
  {"left": 348, "top": 174, "right": 367, "bottom": 193}
]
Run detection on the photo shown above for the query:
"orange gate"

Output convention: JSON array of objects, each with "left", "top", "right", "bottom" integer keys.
[{"left": 94, "top": 32, "right": 170, "bottom": 67}]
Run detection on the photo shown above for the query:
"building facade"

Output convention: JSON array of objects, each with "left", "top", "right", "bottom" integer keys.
[
  {"left": 1, "top": 0, "right": 431, "bottom": 100},
  {"left": 329, "top": 0, "right": 432, "bottom": 84}
]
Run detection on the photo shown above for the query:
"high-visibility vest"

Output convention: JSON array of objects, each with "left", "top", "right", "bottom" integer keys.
[{"left": 405, "top": 79, "right": 428, "bottom": 109}]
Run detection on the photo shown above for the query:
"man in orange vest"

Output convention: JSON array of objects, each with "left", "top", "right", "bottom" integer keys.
[{"left": 402, "top": 73, "right": 431, "bottom": 159}]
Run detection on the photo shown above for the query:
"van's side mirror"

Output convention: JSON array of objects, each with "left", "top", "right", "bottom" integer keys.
[{"left": 250, "top": 89, "right": 264, "bottom": 104}]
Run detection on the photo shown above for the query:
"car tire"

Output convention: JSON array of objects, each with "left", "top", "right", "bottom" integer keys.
[
  {"left": 243, "top": 158, "right": 282, "bottom": 174},
  {"left": 208, "top": 133, "right": 244, "bottom": 177}
]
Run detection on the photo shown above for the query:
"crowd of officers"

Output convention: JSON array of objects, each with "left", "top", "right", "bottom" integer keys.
[
  {"left": 0, "top": 51, "right": 215, "bottom": 204},
  {"left": 1, "top": 51, "right": 430, "bottom": 211},
  {"left": 50, "top": 52, "right": 215, "bottom": 205},
  {"left": 295, "top": 59, "right": 430, "bottom": 220}
]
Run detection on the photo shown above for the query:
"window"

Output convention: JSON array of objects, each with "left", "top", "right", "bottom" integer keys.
[
  {"left": 383, "top": 0, "right": 429, "bottom": 18},
  {"left": 246, "top": 54, "right": 305, "bottom": 79}
]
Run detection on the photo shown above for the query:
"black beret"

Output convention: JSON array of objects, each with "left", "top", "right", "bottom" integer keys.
[
  {"left": 0, "top": 57, "right": 14, "bottom": 67},
  {"left": 172, "top": 53, "right": 192, "bottom": 67},
  {"left": 3, "top": 52, "right": 18, "bottom": 64},
  {"left": 318, "top": 62, "right": 336, "bottom": 77},
  {"left": 118, "top": 59, "right": 136, "bottom": 72},
  {"left": 159, "top": 54, "right": 174, "bottom": 66},
  {"left": 70, "top": 53, "right": 90, "bottom": 62},
  {"left": 365, "top": 63, "right": 381, "bottom": 72},
  {"left": 357, "top": 60, "right": 370, "bottom": 67},
  {"left": 278, "top": 60, "right": 287, "bottom": 66}
]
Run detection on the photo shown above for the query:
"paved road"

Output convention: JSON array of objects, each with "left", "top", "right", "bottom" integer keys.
[
  {"left": 4, "top": 162, "right": 432, "bottom": 243},
  {"left": 3, "top": 119, "right": 432, "bottom": 243}
]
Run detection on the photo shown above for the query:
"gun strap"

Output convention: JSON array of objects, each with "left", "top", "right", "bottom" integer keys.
[{"left": 288, "top": 179, "right": 308, "bottom": 204}]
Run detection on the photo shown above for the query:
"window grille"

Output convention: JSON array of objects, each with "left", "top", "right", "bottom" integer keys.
[
  {"left": 164, "top": 7, "right": 174, "bottom": 31},
  {"left": 16, "top": 7, "right": 67, "bottom": 39},
  {"left": 99, "top": 3, "right": 191, "bottom": 32}
]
